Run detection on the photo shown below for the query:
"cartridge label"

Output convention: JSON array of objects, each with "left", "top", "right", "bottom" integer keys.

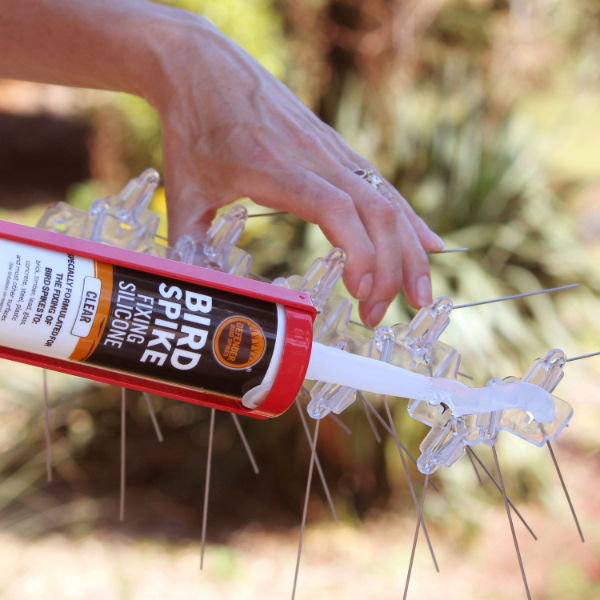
[
  {"left": 71, "top": 276, "right": 102, "bottom": 338},
  {"left": 0, "top": 239, "right": 279, "bottom": 399}
]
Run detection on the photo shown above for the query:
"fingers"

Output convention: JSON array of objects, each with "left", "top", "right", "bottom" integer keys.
[
  {"left": 162, "top": 116, "right": 439, "bottom": 329},
  {"left": 154, "top": 27, "right": 441, "bottom": 330},
  {"left": 247, "top": 168, "right": 378, "bottom": 300},
  {"left": 340, "top": 147, "right": 444, "bottom": 252},
  {"left": 289, "top": 135, "right": 441, "bottom": 319},
  {"left": 328, "top": 170, "right": 434, "bottom": 326},
  {"left": 386, "top": 186, "right": 444, "bottom": 252},
  {"left": 251, "top": 165, "right": 435, "bottom": 325},
  {"left": 358, "top": 221, "right": 433, "bottom": 326}
]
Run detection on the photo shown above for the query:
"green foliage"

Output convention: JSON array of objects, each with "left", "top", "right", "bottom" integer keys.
[
  {"left": 332, "top": 60, "right": 600, "bottom": 380},
  {"left": 327, "top": 46, "right": 600, "bottom": 512}
]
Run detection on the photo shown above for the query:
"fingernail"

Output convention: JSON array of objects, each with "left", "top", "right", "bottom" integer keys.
[
  {"left": 429, "top": 231, "right": 445, "bottom": 249},
  {"left": 366, "top": 301, "right": 388, "bottom": 327},
  {"left": 416, "top": 275, "right": 432, "bottom": 306},
  {"left": 357, "top": 273, "right": 373, "bottom": 301}
]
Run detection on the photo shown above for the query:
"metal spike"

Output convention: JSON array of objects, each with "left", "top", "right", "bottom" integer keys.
[
  {"left": 248, "top": 208, "right": 472, "bottom": 242},
  {"left": 566, "top": 351, "right": 600, "bottom": 362},
  {"left": 351, "top": 283, "right": 577, "bottom": 332},
  {"left": 119, "top": 388, "right": 126, "bottom": 522},
  {"left": 381, "top": 396, "right": 439, "bottom": 572},
  {"left": 428, "top": 247, "right": 469, "bottom": 254},
  {"left": 361, "top": 396, "right": 418, "bottom": 462},
  {"left": 358, "top": 392, "right": 382, "bottom": 443},
  {"left": 453, "top": 283, "right": 579, "bottom": 310},
  {"left": 466, "top": 448, "right": 537, "bottom": 540},
  {"left": 328, "top": 413, "right": 352, "bottom": 436},
  {"left": 403, "top": 475, "right": 430, "bottom": 600},
  {"left": 200, "top": 409, "right": 216, "bottom": 570},
  {"left": 248, "top": 213, "right": 467, "bottom": 256},
  {"left": 295, "top": 400, "right": 338, "bottom": 521},
  {"left": 248, "top": 210, "right": 289, "bottom": 218},
  {"left": 143, "top": 392, "right": 164, "bottom": 443},
  {"left": 249, "top": 272, "right": 272, "bottom": 282},
  {"left": 466, "top": 448, "right": 483, "bottom": 486},
  {"left": 541, "top": 426, "right": 585, "bottom": 543},
  {"left": 291, "top": 419, "right": 321, "bottom": 600},
  {"left": 42, "top": 370, "right": 53, "bottom": 483},
  {"left": 361, "top": 396, "right": 440, "bottom": 493},
  {"left": 492, "top": 446, "right": 532, "bottom": 600},
  {"left": 230, "top": 413, "right": 259, "bottom": 475},
  {"left": 546, "top": 440, "right": 585, "bottom": 542}
]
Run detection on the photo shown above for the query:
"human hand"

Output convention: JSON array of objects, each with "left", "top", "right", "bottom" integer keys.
[
  {"left": 0, "top": 0, "right": 440, "bottom": 325},
  {"left": 147, "top": 16, "right": 444, "bottom": 327}
]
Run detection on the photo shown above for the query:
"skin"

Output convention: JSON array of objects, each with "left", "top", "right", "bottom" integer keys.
[{"left": 0, "top": 0, "right": 443, "bottom": 326}]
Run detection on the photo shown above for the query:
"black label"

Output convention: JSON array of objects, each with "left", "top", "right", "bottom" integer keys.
[{"left": 87, "top": 266, "right": 278, "bottom": 399}]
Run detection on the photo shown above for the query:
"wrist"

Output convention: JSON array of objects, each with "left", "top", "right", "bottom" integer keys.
[{"left": 137, "top": 9, "right": 216, "bottom": 112}]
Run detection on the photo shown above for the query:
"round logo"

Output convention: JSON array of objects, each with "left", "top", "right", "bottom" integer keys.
[{"left": 212, "top": 316, "right": 267, "bottom": 370}]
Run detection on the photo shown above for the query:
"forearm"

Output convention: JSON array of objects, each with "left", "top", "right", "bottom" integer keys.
[
  {"left": 0, "top": 0, "right": 197, "bottom": 99},
  {"left": 0, "top": 0, "right": 441, "bottom": 322}
]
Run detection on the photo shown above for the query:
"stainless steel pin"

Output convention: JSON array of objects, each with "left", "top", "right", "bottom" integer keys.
[
  {"left": 291, "top": 418, "right": 321, "bottom": 600},
  {"left": 249, "top": 272, "right": 272, "bottom": 283},
  {"left": 492, "top": 446, "right": 532, "bottom": 600},
  {"left": 246, "top": 212, "right": 468, "bottom": 244},
  {"left": 540, "top": 422, "right": 585, "bottom": 543},
  {"left": 248, "top": 210, "right": 289, "bottom": 218},
  {"left": 467, "top": 448, "right": 537, "bottom": 540},
  {"left": 381, "top": 396, "right": 439, "bottom": 572},
  {"left": 403, "top": 475, "right": 430, "bottom": 600},
  {"left": 466, "top": 448, "right": 483, "bottom": 486},
  {"left": 143, "top": 392, "right": 164, "bottom": 443},
  {"left": 230, "top": 413, "right": 260, "bottom": 475},
  {"left": 200, "top": 408, "right": 216, "bottom": 570},
  {"left": 348, "top": 283, "right": 577, "bottom": 330},
  {"left": 358, "top": 392, "right": 382, "bottom": 443},
  {"left": 363, "top": 397, "right": 418, "bottom": 461},
  {"left": 453, "top": 283, "right": 579, "bottom": 310},
  {"left": 328, "top": 413, "right": 352, "bottom": 436},
  {"left": 362, "top": 397, "right": 440, "bottom": 493},
  {"left": 295, "top": 400, "right": 338, "bottom": 521},
  {"left": 566, "top": 350, "right": 600, "bottom": 362},
  {"left": 428, "top": 247, "right": 469, "bottom": 254},
  {"left": 546, "top": 440, "right": 585, "bottom": 542}
]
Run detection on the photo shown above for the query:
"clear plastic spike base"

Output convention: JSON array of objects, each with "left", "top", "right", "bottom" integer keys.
[{"left": 36, "top": 169, "right": 574, "bottom": 475}]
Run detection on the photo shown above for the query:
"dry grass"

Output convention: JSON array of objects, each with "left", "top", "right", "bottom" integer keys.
[{"left": 0, "top": 438, "right": 597, "bottom": 600}]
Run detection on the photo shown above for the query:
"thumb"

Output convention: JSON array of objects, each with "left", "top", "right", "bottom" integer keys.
[{"left": 161, "top": 145, "right": 234, "bottom": 245}]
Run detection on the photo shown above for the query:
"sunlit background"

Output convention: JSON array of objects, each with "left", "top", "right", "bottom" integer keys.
[{"left": 0, "top": 0, "right": 599, "bottom": 598}]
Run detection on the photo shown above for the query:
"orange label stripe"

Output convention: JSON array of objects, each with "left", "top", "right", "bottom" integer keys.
[{"left": 69, "top": 261, "right": 114, "bottom": 362}]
